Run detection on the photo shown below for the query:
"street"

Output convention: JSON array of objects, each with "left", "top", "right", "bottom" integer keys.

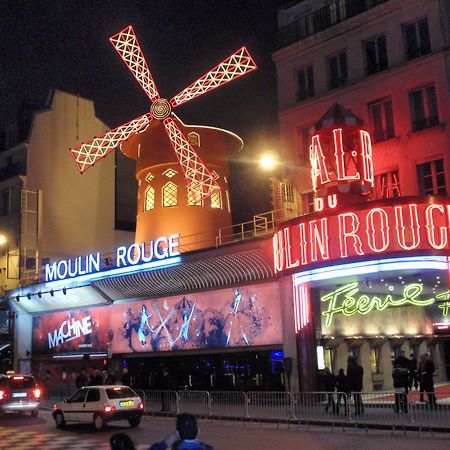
[{"left": 0, "top": 410, "right": 449, "bottom": 450}]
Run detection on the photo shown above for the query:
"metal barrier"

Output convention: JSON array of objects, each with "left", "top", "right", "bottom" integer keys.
[
  {"left": 143, "top": 390, "right": 178, "bottom": 414},
  {"left": 210, "top": 391, "right": 248, "bottom": 419},
  {"left": 247, "top": 391, "right": 293, "bottom": 421},
  {"left": 177, "top": 390, "right": 210, "bottom": 417}
]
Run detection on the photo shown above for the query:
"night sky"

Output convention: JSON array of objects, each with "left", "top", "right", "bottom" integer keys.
[{"left": 0, "top": 0, "right": 291, "bottom": 223}]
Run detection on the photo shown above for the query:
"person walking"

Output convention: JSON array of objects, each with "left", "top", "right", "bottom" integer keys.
[
  {"left": 347, "top": 356, "right": 364, "bottom": 415},
  {"left": 335, "top": 368, "right": 349, "bottom": 416},
  {"left": 421, "top": 353, "right": 437, "bottom": 408},
  {"left": 323, "top": 367, "right": 336, "bottom": 413},
  {"left": 417, "top": 353, "right": 427, "bottom": 402},
  {"left": 392, "top": 363, "right": 409, "bottom": 413}
]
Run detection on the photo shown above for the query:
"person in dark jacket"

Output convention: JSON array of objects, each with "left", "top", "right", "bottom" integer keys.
[
  {"left": 392, "top": 363, "right": 409, "bottom": 413},
  {"left": 148, "top": 413, "right": 213, "bottom": 450},
  {"left": 335, "top": 368, "right": 349, "bottom": 416},
  {"left": 75, "top": 369, "right": 89, "bottom": 389},
  {"left": 421, "top": 353, "right": 437, "bottom": 408},
  {"left": 323, "top": 368, "right": 336, "bottom": 413},
  {"left": 347, "top": 356, "right": 364, "bottom": 415}
]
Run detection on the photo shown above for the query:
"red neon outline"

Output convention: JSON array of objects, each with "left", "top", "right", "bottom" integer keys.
[
  {"left": 425, "top": 204, "right": 448, "bottom": 249},
  {"left": 395, "top": 204, "right": 421, "bottom": 250},
  {"left": 334, "top": 128, "right": 359, "bottom": 182},
  {"left": 284, "top": 227, "right": 300, "bottom": 269},
  {"left": 366, "top": 208, "right": 390, "bottom": 252},
  {"left": 310, "top": 135, "right": 330, "bottom": 191},
  {"left": 309, "top": 218, "right": 330, "bottom": 262},
  {"left": 273, "top": 232, "right": 284, "bottom": 273},
  {"left": 360, "top": 130, "right": 374, "bottom": 185},
  {"left": 338, "top": 212, "right": 364, "bottom": 258}
]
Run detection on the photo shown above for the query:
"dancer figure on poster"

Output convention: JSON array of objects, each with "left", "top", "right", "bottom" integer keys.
[
  {"left": 137, "top": 304, "right": 153, "bottom": 347},
  {"left": 174, "top": 304, "right": 196, "bottom": 344}
]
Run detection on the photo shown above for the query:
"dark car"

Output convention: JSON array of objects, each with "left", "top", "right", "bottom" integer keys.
[{"left": 0, "top": 372, "right": 41, "bottom": 416}]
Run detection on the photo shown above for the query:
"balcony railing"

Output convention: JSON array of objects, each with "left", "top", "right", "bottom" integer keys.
[{"left": 276, "top": 0, "right": 389, "bottom": 50}]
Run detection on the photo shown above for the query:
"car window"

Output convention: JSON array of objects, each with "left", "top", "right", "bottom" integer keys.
[
  {"left": 68, "top": 389, "right": 87, "bottom": 403},
  {"left": 0, "top": 376, "right": 36, "bottom": 389},
  {"left": 106, "top": 387, "right": 137, "bottom": 399},
  {"left": 85, "top": 389, "right": 100, "bottom": 402}
]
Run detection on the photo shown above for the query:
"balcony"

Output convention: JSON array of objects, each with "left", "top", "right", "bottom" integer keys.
[{"left": 276, "top": 0, "right": 389, "bottom": 50}]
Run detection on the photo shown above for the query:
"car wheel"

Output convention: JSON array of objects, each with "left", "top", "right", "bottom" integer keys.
[
  {"left": 31, "top": 408, "right": 39, "bottom": 417},
  {"left": 93, "top": 413, "right": 105, "bottom": 430},
  {"left": 54, "top": 411, "right": 66, "bottom": 428},
  {"left": 128, "top": 417, "right": 141, "bottom": 427}
]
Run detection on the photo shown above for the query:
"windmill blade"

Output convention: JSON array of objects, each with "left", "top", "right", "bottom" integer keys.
[
  {"left": 110, "top": 25, "right": 160, "bottom": 102},
  {"left": 170, "top": 47, "right": 257, "bottom": 108},
  {"left": 69, "top": 113, "right": 152, "bottom": 173},
  {"left": 163, "top": 117, "right": 220, "bottom": 201}
]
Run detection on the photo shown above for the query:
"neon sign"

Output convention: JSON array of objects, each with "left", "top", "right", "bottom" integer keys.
[
  {"left": 273, "top": 199, "right": 450, "bottom": 274},
  {"left": 321, "top": 282, "right": 449, "bottom": 327},
  {"left": 45, "top": 234, "right": 180, "bottom": 282}
]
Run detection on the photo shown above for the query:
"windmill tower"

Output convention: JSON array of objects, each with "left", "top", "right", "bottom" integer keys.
[{"left": 69, "top": 26, "right": 256, "bottom": 251}]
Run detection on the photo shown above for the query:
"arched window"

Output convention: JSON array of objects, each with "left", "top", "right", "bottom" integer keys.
[
  {"left": 211, "top": 190, "right": 222, "bottom": 209},
  {"left": 163, "top": 182, "right": 178, "bottom": 207},
  {"left": 187, "top": 186, "right": 203, "bottom": 206},
  {"left": 144, "top": 186, "right": 155, "bottom": 211}
]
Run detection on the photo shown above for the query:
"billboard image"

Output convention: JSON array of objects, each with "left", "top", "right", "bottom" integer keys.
[{"left": 32, "top": 282, "right": 282, "bottom": 355}]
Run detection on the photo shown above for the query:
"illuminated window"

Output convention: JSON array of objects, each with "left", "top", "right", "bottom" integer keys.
[
  {"left": 375, "top": 170, "right": 400, "bottom": 199},
  {"left": 188, "top": 132, "right": 200, "bottom": 147},
  {"left": 364, "top": 35, "right": 388, "bottom": 75},
  {"left": 327, "top": 50, "right": 347, "bottom": 89},
  {"left": 163, "top": 169, "right": 177, "bottom": 178},
  {"left": 302, "top": 191, "right": 315, "bottom": 214},
  {"left": 368, "top": 97, "right": 395, "bottom": 143},
  {"left": 145, "top": 172, "right": 154, "bottom": 182},
  {"left": 403, "top": 17, "right": 430, "bottom": 61},
  {"left": 417, "top": 159, "right": 446, "bottom": 196},
  {"left": 211, "top": 190, "right": 222, "bottom": 209},
  {"left": 324, "top": 348, "right": 333, "bottom": 371},
  {"left": 370, "top": 347, "right": 382, "bottom": 374},
  {"left": 297, "top": 65, "right": 315, "bottom": 101},
  {"left": 282, "top": 181, "right": 295, "bottom": 203},
  {"left": 144, "top": 186, "right": 155, "bottom": 211},
  {"left": 187, "top": 186, "right": 202, "bottom": 206},
  {"left": 163, "top": 182, "right": 178, "bottom": 207},
  {"left": 409, "top": 84, "right": 439, "bottom": 132}
]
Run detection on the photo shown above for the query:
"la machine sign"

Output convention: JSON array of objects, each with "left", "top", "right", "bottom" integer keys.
[
  {"left": 273, "top": 198, "right": 450, "bottom": 273},
  {"left": 45, "top": 234, "right": 180, "bottom": 282}
]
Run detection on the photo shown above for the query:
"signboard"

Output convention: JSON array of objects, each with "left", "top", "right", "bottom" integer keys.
[{"left": 32, "top": 281, "right": 282, "bottom": 356}]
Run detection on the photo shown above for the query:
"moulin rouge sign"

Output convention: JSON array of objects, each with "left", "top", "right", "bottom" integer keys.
[{"left": 273, "top": 124, "right": 450, "bottom": 272}]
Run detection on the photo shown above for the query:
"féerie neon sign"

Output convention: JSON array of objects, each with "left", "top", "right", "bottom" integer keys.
[
  {"left": 273, "top": 198, "right": 450, "bottom": 273},
  {"left": 45, "top": 234, "right": 180, "bottom": 282},
  {"left": 321, "top": 282, "right": 448, "bottom": 327}
]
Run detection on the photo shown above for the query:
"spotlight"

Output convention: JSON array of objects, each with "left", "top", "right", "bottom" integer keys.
[
  {"left": 26, "top": 293, "right": 31, "bottom": 300},
  {"left": 50, "top": 290, "right": 54, "bottom": 297},
  {"left": 62, "top": 288, "right": 67, "bottom": 295},
  {"left": 37, "top": 292, "right": 42, "bottom": 298}
]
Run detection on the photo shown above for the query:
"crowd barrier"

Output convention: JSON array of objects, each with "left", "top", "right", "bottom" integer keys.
[{"left": 46, "top": 386, "right": 450, "bottom": 431}]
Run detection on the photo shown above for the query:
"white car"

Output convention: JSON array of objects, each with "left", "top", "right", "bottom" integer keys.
[{"left": 52, "top": 385, "right": 144, "bottom": 430}]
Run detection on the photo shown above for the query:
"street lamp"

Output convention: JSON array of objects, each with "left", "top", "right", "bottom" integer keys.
[
  {"left": 259, "top": 153, "right": 278, "bottom": 171},
  {"left": 0, "top": 233, "right": 7, "bottom": 247}
]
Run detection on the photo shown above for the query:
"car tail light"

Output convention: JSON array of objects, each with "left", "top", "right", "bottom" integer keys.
[
  {"left": 13, "top": 376, "right": 24, "bottom": 380},
  {"left": 0, "top": 390, "right": 5, "bottom": 400},
  {"left": 33, "top": 388, "right": 41, "bottom": 399},
  {"left": 103, "top": 404, "right": 115, "bottom": 413},
  {"left": 53, "top": 404, "right": 58, "bottom": 411},
  {"left": 138, "top": 402, "right": 144, "bottom": 410}
]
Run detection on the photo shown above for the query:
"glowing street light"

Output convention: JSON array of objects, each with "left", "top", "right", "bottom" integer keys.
[
  {"left": 259, "top": 153, "right": 278, "bottom": 171},
  {"left": 0, "top": 234, "right": 7, "bottom": 246}
]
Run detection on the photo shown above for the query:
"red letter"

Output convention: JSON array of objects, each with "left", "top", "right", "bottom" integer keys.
[
  {"left": 426, "top": 204, "right": 448, "bottom": 249},
  {"left": 310, "top": 135, "right": 330, "bottom": 190},
  {"left": 309, "top": 218, "right": 330, "bottom": 262},
  {"left": 338, "top": 213, "right": 364, "bottom": 257},
  {"left": 395, "top": 204, "right": 420, "bottom": 250},
  {"left": 366, "top": 208, "right": 390, "bottom": 252},
  {"left": 273, "top": 231, "right": 284, "bottom": 273}
]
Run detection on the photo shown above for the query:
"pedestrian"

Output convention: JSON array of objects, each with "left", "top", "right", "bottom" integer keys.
[
  {"left": 89, "top": 369, "right": 103, "bottom": 385},
  {"left": 148, "top": 413, "right": 214, "bottom": 450},
  {"left": 121, "top": 367, "right": 131, "bottom": 386},
  {"left": 408, "top": 353, "right": 418, "bottom": 391},
  {"left": 393, "top": 350, "right": 410, "bottom": 393},
  {"left": 75, "top": 369, "right": 89, "bottom": 389},
  {"left": 335, "top": 368, "right": 349, "bottom": 416},
  {"left": 43, "top": 369, "right": 52, "bottom": 398},
  {"left": 323, "top": 367, "right": 336, "bottom": 413},
  {"left": 110, "top": 432, "right": 136, "bottom": 450},
  {"left": 347, "top": 356, "right": 364, "bottom": 415},
  {"left": 392, "top": 363, "right": 409, "bottom": 413},
  {"left": 421, "top": 353, "right": 437, "bottom": 408},
  {"left": 417, "top": 353, "right": 427, "bottom": 402}
]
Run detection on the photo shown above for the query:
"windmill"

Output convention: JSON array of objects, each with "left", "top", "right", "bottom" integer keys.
[{"left": 69, "top": 25, "right": 257, "bottom": 205}]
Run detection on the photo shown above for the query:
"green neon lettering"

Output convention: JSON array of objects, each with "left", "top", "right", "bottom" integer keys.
[{"left": 321, "top": 282, "right": 437, "bottom": 327}]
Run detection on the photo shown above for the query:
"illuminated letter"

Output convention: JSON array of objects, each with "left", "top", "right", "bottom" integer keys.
[
  {"left": 45, "top": 263, "right": 58, "bottom": 282},
  {"left": 338, "top": 213, "right": 364, "bottom": 257},
  {"left": 309, "top": 218, "right": 330, "bottom": 262},
  {"left": 127, "top": 243, "right": 141, "bottom": 265},
  {"left": 168, "top": 234, "right": 180, "bottom": 256},
  {"left": 310, "top": 135, "right": 330, "bottom": 190},
  {"left": 88, "top": 253, "right": 101, "bottom": 273},
  {"left": 298, "top": 223, "right": 308, "bottom": 265},
  {"left": 140, "top": 242, "right": 154, "bottom": 262},
  {"left": 426, "top": 204, "right": 448, "bottom": 249},
  {"left": 284, "top": 227, "right": 299, "bottom": 269},
  {"left": 366, "top": 208, "right": 389, "bottom": 252},
  {"left": 57, "top": 260, "right": 68, "bottom": 279},
  {"left": 315, "top": 197, "right": 324, "bottom": 211},
  {"left": 68, "top": 258, "right": 78, "bottom": 277},
  {"left": 116, "top": 246, "right": 127, "bottom": 267},
  {"left": 327, "top": 194, "right": 337, "bottom": 209},
  {"left": 334, "top": 128, "right": 359, "bottom": 181},
  {"left": 360, "top": 130, "right": 374, "bottom": 185},
  {"left": 273, "top": 231, "right": 284, "bottom": 273},
  {"left": 155, "top": 237, "right": 169, "bottom": 259},
  {"left": 395, "top": 204, "right": 420, "bottom": 250}
]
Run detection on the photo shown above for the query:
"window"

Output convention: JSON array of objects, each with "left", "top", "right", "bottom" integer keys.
[
  {"left": 210, "top": 190, "right": 222, "bottom": 209},
  {"left": 86, "top": 389, "right": 100, "bottom": 402},
  {"left": 297, "top": 66, "right": 315, "bottom": 101},
  {"left": 188, "top": 132, "right": 200, "bottom": 147},
  {"left": 375, "top": 170, "right": 400, "bottom": 199},
  {"left": 364, "top": 35, "right": 388, "bottom": 75},
  {"left": 368, "top": 97, "right": 395, "bottom": 142},
  {"left": 404, "top": 17, "right": 431, "bottom": 60},
  {"left": 302, "top": 191, "right": 315, "bottom": 214},
  {"left": 163, "top": 169, "right": 177, "bottom": 178},
  {"left": 417, "top": 159, "right": 447, "bottom": 196},
  {"left": 163, "top": 182, "right": 178, "bottom": 207},
  {"left": 327, "top": 51, "right": 347, "bottom": 89},
  {"left": 281, "top": 181, "right": 295, "bottom": 203},
  {"left": 409, "top": 84, "right": 439, "bottom": 131},
  {"left": 370, "top": 347, "right": 382, "bottom": 374},
  {"left": 187, "top": 186, "right": 202, "bottom": 206},
  {"left": 144, "top": 186, "right": 155, "bottom": 211}
]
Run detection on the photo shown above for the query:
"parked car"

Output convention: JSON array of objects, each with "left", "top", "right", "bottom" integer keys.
[
  {"left": 52, "top": 385, "right": 144, "bottom": 430},
  {"left": 0, "top": 372, "right": 41, "bottom": 416}
]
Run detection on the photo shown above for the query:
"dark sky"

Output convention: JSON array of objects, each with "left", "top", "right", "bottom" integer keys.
[{"left": 0, "top": 0, "right": 290, "bottom": 223}]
